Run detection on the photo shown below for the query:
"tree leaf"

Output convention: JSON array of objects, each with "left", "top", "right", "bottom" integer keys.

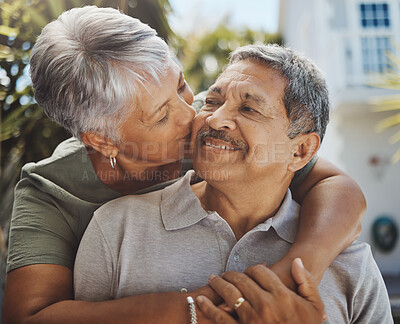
[
  {"left": 375, "top": 113, "right": 400, "bottom": 132},
  {"left": 0, "top": 26, "right": 18, "bottom": 37}
]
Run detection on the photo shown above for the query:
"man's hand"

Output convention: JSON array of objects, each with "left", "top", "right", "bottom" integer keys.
[{"left": 197, "top": 258, "right": 326, "bottom": 324}]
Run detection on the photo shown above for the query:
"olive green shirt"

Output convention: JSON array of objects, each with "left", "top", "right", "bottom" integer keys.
[{"left": 7, "top": 138, "right": 186, "bottom": 272}]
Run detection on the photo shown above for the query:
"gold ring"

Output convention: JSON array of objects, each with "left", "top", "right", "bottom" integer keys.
[{"left": 234, "top": 297, "right": 245, "bottom": 309}]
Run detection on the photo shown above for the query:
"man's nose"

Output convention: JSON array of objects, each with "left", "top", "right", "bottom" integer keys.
[{"left": 206, "top": 105, "right": 236, "bottom": 131}]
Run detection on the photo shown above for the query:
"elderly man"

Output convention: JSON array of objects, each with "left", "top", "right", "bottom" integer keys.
[{"left": 74, "top": 44, "right": 391, "bottom": 323}]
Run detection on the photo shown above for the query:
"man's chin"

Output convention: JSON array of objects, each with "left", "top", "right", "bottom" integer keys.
[{"left": 194, "top": 167, "right": 231, "bottom": 182}]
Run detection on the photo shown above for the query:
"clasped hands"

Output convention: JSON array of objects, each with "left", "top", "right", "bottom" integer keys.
[{"left": 196, "top": 258, "right": 326, "bottom": 324}]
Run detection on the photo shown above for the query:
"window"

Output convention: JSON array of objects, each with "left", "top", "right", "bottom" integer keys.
[
  {"left": 360, "top": 3, "right": 390, "bottom": 28},
  {"left": 361, "top": 37, "right": 392, "bottom": 73}
]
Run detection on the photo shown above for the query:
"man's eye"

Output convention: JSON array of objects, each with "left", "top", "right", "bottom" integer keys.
[
  {"left": 241, "top": 106, "right": 258, "bottom": 113},
  {"left": 205, "top": 99, "right": 220, "bottom": 106}
]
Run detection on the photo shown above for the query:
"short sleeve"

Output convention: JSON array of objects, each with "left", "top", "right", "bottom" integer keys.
[
  {"left": 7, "top": 180, "right": 78, "bottom": 272},
  {"left": 351, "top": 250, "right": 393, "bottom": 323},
  {"left": 74, "top": 217, "right": 115, "bottom": 301}
]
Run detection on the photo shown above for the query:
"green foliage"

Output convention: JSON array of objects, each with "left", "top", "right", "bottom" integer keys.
[
  {"left": 124, "top": 0, "right": 174, "bottom": 41},
  {"left": 174, "top": 23, "right": 282, "bottom": 94},
  {"left": 374, "top": 99, "right": 400, "bottom": 163}
]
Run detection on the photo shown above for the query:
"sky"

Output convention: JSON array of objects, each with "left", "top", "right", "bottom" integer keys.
[{"left": 168, "top": 0, "right": 280, "bottom": 36}]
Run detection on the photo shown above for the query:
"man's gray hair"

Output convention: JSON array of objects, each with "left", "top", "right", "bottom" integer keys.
[
  {"left": 229, "top": 44, "right": 330, "bottom": 142},
  {"left": 30, "top": 6, "right": 170, "bottom": 143}
]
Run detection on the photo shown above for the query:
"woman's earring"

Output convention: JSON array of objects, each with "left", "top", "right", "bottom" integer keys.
[{"left": 110, "top": 155, "right": 117, "bottom": 169}]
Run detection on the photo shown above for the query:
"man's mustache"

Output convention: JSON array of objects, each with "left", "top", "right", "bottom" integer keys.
[{"left": 196, "top": 128, "right": 248, "bottom": 150}]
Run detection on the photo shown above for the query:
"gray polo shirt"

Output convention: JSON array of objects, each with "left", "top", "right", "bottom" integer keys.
[{"left": 74, "top": 170, "right": 392, "bottom": 323}]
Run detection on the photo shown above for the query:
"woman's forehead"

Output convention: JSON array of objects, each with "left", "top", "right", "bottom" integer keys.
[{"left": 135, "top": 60, "right": 183, "bottom": 118}]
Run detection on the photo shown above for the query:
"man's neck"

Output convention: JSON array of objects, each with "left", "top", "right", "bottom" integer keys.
[{"left": 191, "top": 177, "right": 292, "bottom": 240}]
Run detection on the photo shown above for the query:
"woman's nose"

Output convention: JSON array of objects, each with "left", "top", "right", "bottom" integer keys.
[{"left": 176, "top": 100, "right": 196, "bottom": 127}]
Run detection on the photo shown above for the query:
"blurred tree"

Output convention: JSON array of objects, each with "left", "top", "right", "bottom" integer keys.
[
  {"left": 174, "top": 21, "right": 282, "bottom": 94},
  {"left": 124, "top": 0, "right": 173, "bottom": 41},
  {"left": 0, "top": 0, "right": 173, "bottom": 261}
]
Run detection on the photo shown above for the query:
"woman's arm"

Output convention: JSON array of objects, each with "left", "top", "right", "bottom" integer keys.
[
  {"left": 3, "top": 262, "right": 326, "bottom": 324},
  {"left": 270, "top": 157, "right": 366, "bottom": 289},
  {"left": 2, "top": 265, "right": 219, "bottom": 324}
]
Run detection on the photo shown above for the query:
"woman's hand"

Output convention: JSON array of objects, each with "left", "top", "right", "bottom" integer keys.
[
  {"left": 197, "top": 258, "right": 326, "bottom": 324},
  {"left": 267, "top": 258, "right": 297, "bottom": 291}
]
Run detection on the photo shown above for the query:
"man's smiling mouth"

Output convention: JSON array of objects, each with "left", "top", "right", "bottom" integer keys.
[
  {"left": 197, "top": 128, "right": 248, "bottom": 152},
  {"left": 203, "top": 138, "right": 240, "bottom": 151}
]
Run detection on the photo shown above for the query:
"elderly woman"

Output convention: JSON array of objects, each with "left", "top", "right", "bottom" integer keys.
[{"left": 3, "top": 6, "right": 365, "bottom": 324}]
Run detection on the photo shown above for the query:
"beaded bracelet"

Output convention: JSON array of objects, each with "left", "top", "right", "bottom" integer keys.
[{"left": 186, "top": 296, "right": 197, "bottom": 324}]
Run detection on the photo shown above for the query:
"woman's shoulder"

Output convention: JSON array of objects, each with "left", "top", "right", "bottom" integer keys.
[
  {"left": 22, "top": 137, "right": 85, "bottom": 175},
  {"left": 19, "top": 137, "right": 89, "bottom": 192},
  {"left": 18, "top": 137, "right": 119, "bottom": 204}
]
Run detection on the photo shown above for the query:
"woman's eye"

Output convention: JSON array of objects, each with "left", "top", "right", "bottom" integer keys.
[
  {"left": 178, "top": 82, "right": 186, "bottom": 93},
  {"left": 157, "top": 114, "right": 168, "bottom": 125}
]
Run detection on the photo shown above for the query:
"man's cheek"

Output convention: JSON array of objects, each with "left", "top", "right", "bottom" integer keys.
[{"left": 191, "top": 114, "right": 207, "bottom": 139}]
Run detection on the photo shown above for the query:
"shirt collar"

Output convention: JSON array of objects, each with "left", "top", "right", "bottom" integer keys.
[
  {"left": 161, "top": 170, "right": 300, "bottom": 242},
  {"left": 161, "top": 170, "right": 209, "bottom": 230},
  {"left": 256, "top": 189, "right": 300, "bottom": 244}
]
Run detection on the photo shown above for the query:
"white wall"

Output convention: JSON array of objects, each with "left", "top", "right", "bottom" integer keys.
[
  {"left": 280, "top": 0, "right": 400, "bottom": 275},
  {"left": 320, "top": 106, "right": 400, "bottom": 274}
]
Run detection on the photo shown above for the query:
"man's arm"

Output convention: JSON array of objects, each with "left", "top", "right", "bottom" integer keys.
[
  {"left": 271, "top": 157, "right": 366, "bottom": 288},
  {"left": 2, "top": 265, "right": 219, "bottom": 324}
]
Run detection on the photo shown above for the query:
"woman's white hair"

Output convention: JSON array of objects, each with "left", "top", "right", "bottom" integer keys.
[{"left": 30, "top": 6, "right": 170, "bottom": 143}]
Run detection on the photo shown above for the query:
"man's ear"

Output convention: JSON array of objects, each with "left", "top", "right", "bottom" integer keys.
[
  {"left": 288, "top": 133, "right": 320, "bottom": 172},
  {"left": 81, "top": 132, "right": 119, "bottom": 158}
]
